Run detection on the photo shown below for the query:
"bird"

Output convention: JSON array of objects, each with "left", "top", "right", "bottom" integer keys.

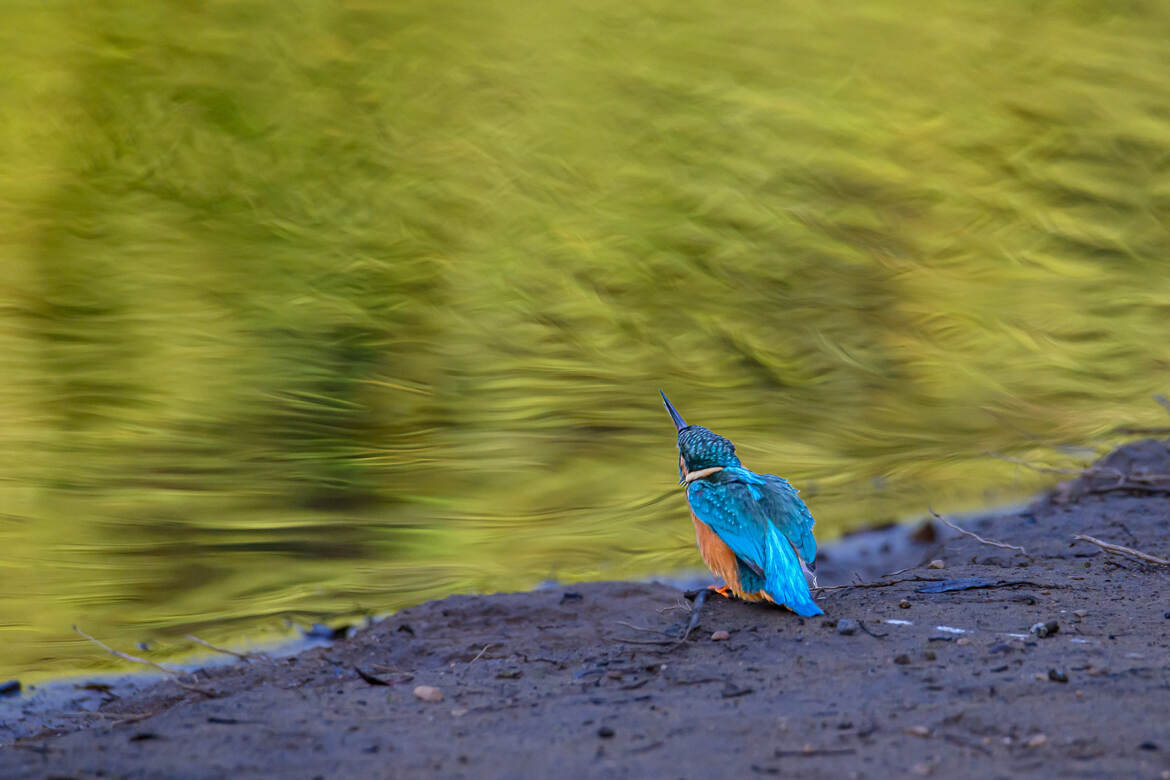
[{"left": 660, "top": 391, "right": 822, "bottom": 617}]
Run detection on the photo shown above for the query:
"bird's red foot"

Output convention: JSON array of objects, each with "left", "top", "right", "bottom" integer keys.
[{"left": 708, "top": 584, "right": 734, "bottom": 599}]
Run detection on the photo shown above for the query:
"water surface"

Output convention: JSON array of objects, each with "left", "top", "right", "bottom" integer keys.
[{"left": 2, "top": 0, "right": 1169, "bottom": 682}]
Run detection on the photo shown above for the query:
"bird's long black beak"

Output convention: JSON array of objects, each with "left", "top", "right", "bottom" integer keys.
[{"left": 659, "top": 390, "right": 686, "bottom": 431}]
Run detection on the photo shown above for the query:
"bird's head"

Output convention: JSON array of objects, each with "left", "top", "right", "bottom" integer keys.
[{"left": 659, "top": 391, "right": 742, "bottom": 478}]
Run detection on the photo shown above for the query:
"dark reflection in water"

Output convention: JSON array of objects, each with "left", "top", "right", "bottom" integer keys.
[{"left": 2, "top": 0, "right": 1170, "bottom": 681}]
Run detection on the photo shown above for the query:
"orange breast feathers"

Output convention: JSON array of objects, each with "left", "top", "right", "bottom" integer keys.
[{"left": 689, "top": 510, "right": 767, "bottom": 603}]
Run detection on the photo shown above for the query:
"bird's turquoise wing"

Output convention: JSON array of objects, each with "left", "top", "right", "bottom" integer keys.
[
  {"left": 759, "top": 474, "right": 817, "bottom": 567},
  {"left": 685, "top": 478, "right": 769, "bottom": 575}
]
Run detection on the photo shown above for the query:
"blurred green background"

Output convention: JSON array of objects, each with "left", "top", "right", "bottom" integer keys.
[{"left": 2, "top": 0, "right": 1170, "bottom": 682}]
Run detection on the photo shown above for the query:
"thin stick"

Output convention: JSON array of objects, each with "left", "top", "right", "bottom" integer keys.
[
  {"left": 184, "top": 634, "right": 257, "bottom": 662},
  {"left": 1072, "top": 534, "right": 1170, "bottom": 567},
  {"left": 465, "top": 643, "right": 495, "bottom": 670},
  {"left": 75, "top": 626, "right": 182, "bottom": 677},
  {"left": 74, "top": 626, "right": 215, "bottom": 697},
  {"left": 656, "top": 601, "right": 691, "bottom": 615},
  {"left": 814, "top": 576, "right": 940, "bottom": 593},
  {"left": 929, "top": 509, "right": 1029, "bottom": 557}
]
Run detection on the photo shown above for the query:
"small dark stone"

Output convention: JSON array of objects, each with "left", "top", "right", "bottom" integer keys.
[
  {"left": 598, "top": 726, "right": 615, "bottom": 738},
  {"left": 988, "top": 643, "right": 1013, "bottom": 655},
  {"left": 1139, "top": 742, "right": 1158, "bottom": 751},
  {"left": 363, "top": 745, "right": 380, "bottom": 754},
  {"left": 129, "top": 732, "right": 160, "bottom": 742},
  {"left": 396, "top": 624, "right": 415, "bottom": 636},
  {"left": 836, "top": 619, "right": 858, "bottom": 636},
  {"left": 1163, "top": 612, "right": 1170, "bottom": 619},
  {"left": 922, "top": 651, "right": 937, "bottom": 661},
  {"left": 1030, "top": 620, "right": 1059, "bottom": 638},
  {"left": 0, "top": 680, "right": 20, "bottom": 697},
  {"left": 496, "top": 668, "right": 522, "bottom": 679},
  {"left": 894, "top": 654, "right": 911, "bottom": 665},
  {"left": 899, "top": 599, "right": 911, "bottom": 609},
  {"left": 560, "top": 592, "right": 583, "bottom": 604},
  {"left": 1048, "top": 668, "right": 1069, "bottom": 683}
]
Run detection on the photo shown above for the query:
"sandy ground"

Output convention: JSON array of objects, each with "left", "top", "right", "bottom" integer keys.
[{"left": 3, "top": 440, "right": 1170, "bottom": 779}]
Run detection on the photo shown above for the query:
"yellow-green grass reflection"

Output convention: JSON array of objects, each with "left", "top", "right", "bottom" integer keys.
[{"left": 2, "top": 0, "right": 1170, "bottom": 681}]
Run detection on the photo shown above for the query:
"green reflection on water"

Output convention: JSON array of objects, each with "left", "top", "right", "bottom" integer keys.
[{"left": 2, "top": 0, "right": 1169, "bottom": 682}]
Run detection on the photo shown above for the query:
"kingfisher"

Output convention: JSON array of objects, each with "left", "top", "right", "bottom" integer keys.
[{"left": 661, "top": 391, "right": 822, "bottom": 617}]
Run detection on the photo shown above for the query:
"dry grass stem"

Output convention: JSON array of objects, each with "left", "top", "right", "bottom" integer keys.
[
  {"left": 929, "top": 509, "right": 1029, "bottom": 557},
  {"left": 184, "top": 634, "right": 258, "bottom": 662},
  {"left": 1072, "top": 534, "right": 1170, "bottom": 567},
  {"left": 73, "top": 626, "right": 215, "bottom": 697}
]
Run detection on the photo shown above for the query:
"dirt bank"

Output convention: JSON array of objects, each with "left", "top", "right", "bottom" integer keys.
[{"left": 4, "top": 441, "right": 1170, "bottom": 778}]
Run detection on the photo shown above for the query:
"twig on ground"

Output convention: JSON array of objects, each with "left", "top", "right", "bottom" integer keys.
[
  {"left": 856, "top": 620, "right": 888, "bottom": 639},
  {"left": 929, "top": 508, "right": 1029, "bottom": 557},
  {"left": 657, "top": 601, "right": 692, "bottom": 615},
  {"left": 113, "top": 708, "right": 169, "bottom": 726},
  {"left": 465, "top": 643, "right": 495, "bottom": 670},
  {"left": 613, "top": 590, "right": 712, "bottom": 651},
  {"left": 1072, "top": 534, "right": 1170, "bottom": 567},
  {"left": 184, "top": 634, "right": 257, "bottom": 662},
  {"left": 814, "top": 576, "right": 941, "bottom": 594},
  {"left": 678, "top": 589, "right": 710, "bottom": 642},
  {"left": 73, "top": 626, "right": 216, "bottom": 697},
  {"left": 74, "top": 626, "right": 178, "bottom": 677}
]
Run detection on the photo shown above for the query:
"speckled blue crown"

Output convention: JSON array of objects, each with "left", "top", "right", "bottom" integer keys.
[{"left": 678, "top": 425, "right": 741, "bottom": 470}]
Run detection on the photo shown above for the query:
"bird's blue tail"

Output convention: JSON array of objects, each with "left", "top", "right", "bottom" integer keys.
[{"left": 763, "top": 523, "right": 822, "bottom": 616}]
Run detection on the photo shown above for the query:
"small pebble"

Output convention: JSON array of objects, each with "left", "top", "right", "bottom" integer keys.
[
  {"left": 711, "top": 630, "right": 730, "bottom": 641},
  {"left": 413, "top": 685, "right": 443, "bottom": 702},
  {"left": 1026, "top": 734, "right": 1048, "bottom": 748},
  {"left": 904, "top": 725, "right": 931, "bottom": 738},
  {"left": 450, "top": 707, "right": 468, "bottom": 717},
  {"left": 927, "top": 560, "right": 946, "bottom": 570},
  {"left": 1030, "top": 620, "right": 1060, "bottom": 638},
  {"left": 911, "top": 761, "right": 934, "bottom": 776},
  {"left": 1139, "top": 741, "right": 1159, "bottom": 751},
  {"left": 836, "top": 619, "right": 858, "bottom": 636},
  {"left": 894, "top": 654, "right": 911, "bottom": 665},
  {"left": 922, "top": 651, "right": 937, "bottom": 661},
  {"left": 598, "top": 726, "right": 615, "bottom": 738},
  {"left": 956, "top": 637, "right": 971, "bottom": 646},
  {"left": 0, "top": 680, "right": 20, "bottom": 698},
  {"left": 1164, "top": 611, "right": 1170, "bottom": 619},
  {"left": 1073, "top": 609, "right": 1088, "bottom": 619},
  {"left": 1048, "top": 668, "right": 1069, "bottom": 683},
  {"left": 899, "top": 599, "right": 911, "bottom": 609},
  {"left": 496, "top": 668, "right": 522, "bottom": 679}
]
